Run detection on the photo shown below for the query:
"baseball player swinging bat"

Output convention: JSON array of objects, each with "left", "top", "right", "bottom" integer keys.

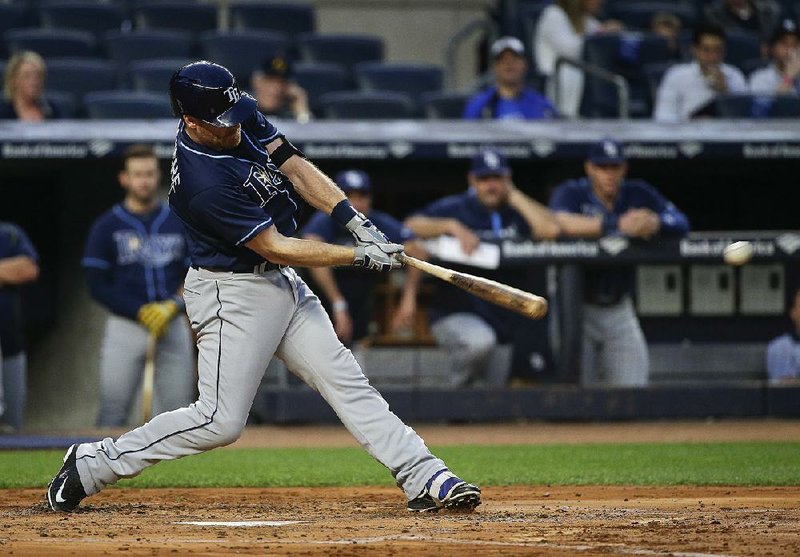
[
  {"left": 395, "top": 253, "right": 547, "bottom": 320},
  {"left": 140, "top": 334, "right": 157, "bottom": 424}
]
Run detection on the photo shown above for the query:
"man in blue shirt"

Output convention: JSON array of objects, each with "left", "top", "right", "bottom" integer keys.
[
  {"left": 464, "top": 36, "right": 558, "bottom": 121},
  {"left": 302, "top": 169, "right": 422, "bottom": 347},
  {"left": 0, "top": 222, "right": 39, "bottom": 431},
  {"left": 766, "top": 288, "right": 800, "bottom": 385},
  {"left": 406, "top": 148, "right": 560, "bottom": 386},
  {"left": 549, "top": 138, "right": 690, "bottom": 386}
]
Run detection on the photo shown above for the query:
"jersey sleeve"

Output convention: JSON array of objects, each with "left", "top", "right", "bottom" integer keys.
[
  {"left": 248, "top": 110, "right": 283, "bottom": 145},
  {"left": 415, "top": 196, "right": 460, "bottom": 218},
  {"left": 82, "top": 218, "right": 114, "bottom": 271},
  {"left": 5, "top": 224, "right": 39, "bottom": 261},
  {"left": 463, "top": 92, "right": 486, "bottom": 119},
  {"left": 189, "top": 184, "right": 273, "bottom": 247},
  {"left": 548, "top": 182, "right": 581, "bottom": 212},
  {"left": 633, "top": 180, "right": 690, "bottom": 237},
  {"left": 300, "top": 211, "right": 337, "bottom": 242}
]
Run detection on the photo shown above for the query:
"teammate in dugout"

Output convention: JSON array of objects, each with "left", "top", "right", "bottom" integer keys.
[
  {"left": 47, "top": 61, "right": 480, "bottom": 514},
  {"left": 405, "top": 149, "right": 561, "bottom": 386},
  {"left": 549, "top": 138, "right": 690, "bottom": 386},
  {"left": 0, "top": 222, "right": 39, "bottom": 431},
  {"left": 302, "top": 169, "right": 423, "bottom": 348},
  {"left": 82, "top": 144, "right": 195, "bottom": 427}
]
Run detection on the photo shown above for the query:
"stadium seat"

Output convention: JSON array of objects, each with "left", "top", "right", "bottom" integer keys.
[
  {"left": 105, "top": 30, "right": 193, "bottom": 68},
  {"left": 724, "top": 31, "right": 762, "bottom": 72},
  {"left": 199, "top": 31, "right": 291, "bottom": 84},
  {"left": 293, "top": 62, "right": 350, "bottom": 112},
  {"left": 421, "top": 91, "right": 470, "bottom": 119},
  {"left": 39, "top": 3, "right": 126, "bottom": 38},
  {"left": 5, "top": 28, "right": 96, "bottom": 58},
  {"left": 297, "top": 33, "right": 384, "bottom": 82},
  {"left": 607, "top": 2, "right": 697, "bottom": 31},
  {"left": 134, "top": 1, "right": 218, "bottom": 34},
  {"left": 317, "top": 91, "right": 414, "bottom": 119},
  {"left": 0, "top": 4, "right": 28, "bottom": 58},
  {"left": 739, "top": 57, "right": 770, "bottom": 77},
  {"left": 354, "top": 62, "right": 444, "bottom": 108},
  {"left": 84, "top": 90, "right": 174, "bottom": 119},
  {"left": 642, "top": 61, "right": 675, "bottom": 110},
  {"left": 715, "top": 94, "right": 800, "bottom": 118},
  {"left": 127, "top": 58, "right": 193, "bottom": 93},
  {"left": 46, "top": 58, "right": 117, "bottom": 98},
  {"left": 44, "top": 90, "right": 78, "bottom": 118},
  {"left": 229, "top": 2, "right": 315, "bottom": 37}
]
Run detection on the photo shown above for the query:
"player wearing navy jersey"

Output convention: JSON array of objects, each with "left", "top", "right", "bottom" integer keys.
[
  {"left": 406, "top": 149, "right": 560, "bottom": 386},
  {"left": 0, "top": 222, "right": 39, "bottom": 431},
  {"left": 302, "top": 169, "right": 423, "bottom": 347},
  {"left": 48, "top": 61, "right": 480, "bottom": 514},
  {"left": 549, "top": 138, "right": 690, "bottom": 386},
  {"left": 82, "top": 144, "right": 194, "bottom": 426}
]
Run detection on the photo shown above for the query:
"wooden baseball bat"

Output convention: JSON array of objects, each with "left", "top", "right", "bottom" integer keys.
[
  {"left": 395, "top": 253, "right": 547, "bottom": 320},
  {"left": 141, "top": 334, "right": 157, "bottom": 425}
]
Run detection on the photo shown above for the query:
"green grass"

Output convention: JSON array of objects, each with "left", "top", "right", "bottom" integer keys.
[{"left": 2, "top": 442, "right": 799, "bottom": 489}]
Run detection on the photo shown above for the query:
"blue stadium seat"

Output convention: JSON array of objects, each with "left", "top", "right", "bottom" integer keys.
[
  {"left": 715, "top": 94, "right": 800, "bottom": 118},
  {"left": 724, "top": 31, "right": 763, "bottom": 72},
  {"left": 128, "top": 58, "right": 192, "bottom": 93},
  {"left": 293, "top": 62, "right": 350, "bottom": 112},
  {"left": 607, "top": 2, "right": 697, "bottom": 31},
  {"left": 297, "top": 33, "right": 384, "bottom": 81},
  {"left": 739, "top": 57, "right": 770, "bottom": 77},
  {"left": 105, "top": 30, "right": 193, "bottom": 68},
  {"left": 229, "top": 2, "right": 315, "bottom": 37},
  {"left": 5, "top": 28, "right": 96, "bottom": 58},
  {"left": 642, "top": 61, "right": 674, "bottom": 110},
  {"left": 199, "top": 31, "right": 290, "bottom": 84},
  {"left": 580, "top": 33, "right": 671, "bottom": 117},
  {"left": 354, "top": 62, "right": 444, "bottom": 108},
  {"left": 421, "top": 91, "right": 470, "bottom": 119},
  {"left": 84, "top": 90, "right": 174, "bottom": 119},
  {"left": 40, "top": 3, "right": 126, "bottom": 38},
  {"left": 46, "top": 58, "right": 117, "bottom": 98},
  {"left": 0, "top": 4, "right": 28, "bottom": 58},
  {"left": 317, "top": 91, "right": 414, "bottom": 119},
  {"left": 44, "top": 90, "right": 78, "bottom": 118},
  {"left": 134, "top": 1, "right": 217, "bottom": 34}
]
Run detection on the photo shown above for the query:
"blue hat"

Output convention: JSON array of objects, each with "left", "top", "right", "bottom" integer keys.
[
  {"left": 588, "top": 138, "right": 626, "bottom": 165},
  {"left": 336, "top": 170, "right": 371, "bottom": 193},
  {"left": 471, "top": 148, "right": 510, "bottom": 177}
]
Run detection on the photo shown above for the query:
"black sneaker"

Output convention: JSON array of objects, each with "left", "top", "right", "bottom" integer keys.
[
  {"left": 407, "top": 469, "right": 481, "bottom": 513},
  {"left": 407, "top": 493, "right": 440, "bottom": 512},
  {"left": 46, "top": 444, "right": 86, "bottom": 512}
]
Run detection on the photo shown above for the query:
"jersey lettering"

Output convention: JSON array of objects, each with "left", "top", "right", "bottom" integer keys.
[
  {"left": 113, "top": 231, "right": 185, "bottom": 266},
  {"left": 242, "top": 165, "right": 285, "bottom": 208}
]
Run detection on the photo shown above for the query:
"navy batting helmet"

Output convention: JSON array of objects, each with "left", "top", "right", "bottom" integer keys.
[{"left": 169, "top": 61, "right": 257, "bottom": 127}]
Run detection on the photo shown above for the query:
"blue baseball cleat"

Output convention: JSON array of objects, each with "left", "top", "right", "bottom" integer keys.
[{"left": 407, "top": 469, "right": 481, "bottom": 512}]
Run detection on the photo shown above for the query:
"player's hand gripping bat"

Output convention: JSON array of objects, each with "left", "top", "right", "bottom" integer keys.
[{"left": 394, "top": 253, "right": 547, "bottom": 319}]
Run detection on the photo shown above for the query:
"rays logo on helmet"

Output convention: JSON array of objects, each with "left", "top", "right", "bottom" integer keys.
[{"left": 224, "top": 86, "right": 241, "bottom": 103}]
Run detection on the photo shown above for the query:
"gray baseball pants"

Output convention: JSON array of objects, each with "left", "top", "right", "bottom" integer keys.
[
  {"left": 97, "top": 314, "right": 195, "bottom": 427},
  {"left": 0, "top": 352, "right": 26, "bottom": 429},
  {"left": 582, "top": 297, "right": 649, "bottom": 386},
  {"left": 76, "top": 266, "right": 446, "bottom": 500}
]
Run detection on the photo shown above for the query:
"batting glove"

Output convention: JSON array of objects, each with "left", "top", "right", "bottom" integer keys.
[
  {"left": 353, "top": 243, "right": 404, "bottom": 273},
  {"left": 137, "top": 300, "right": 179, "bottom": 339},
  {"left": 345, "top": 213, "right": 390, "bottom": 246}
]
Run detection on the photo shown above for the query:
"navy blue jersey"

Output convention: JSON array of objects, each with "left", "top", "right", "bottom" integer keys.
[
  {"left": 550, "top": 177, "right": 690, "bottom": 304},
  {"left": 83, "top": 203, "right": 190, "bottom": 320},
  {"left": 168, "top": 111, "right": 300, "bottom": 272},
  {"left": 463, "top": 86, "right": 558, "bottom": 120},
  {"left": 413, "top": 190, "right": 533, "bottom": 339},
  {"left": 0, "top": 222, "right": 38, "bottom": 357}
]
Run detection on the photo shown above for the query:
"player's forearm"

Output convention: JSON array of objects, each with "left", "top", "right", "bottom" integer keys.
[
  {"left": 404, "top": 216, "right": 461, "bottom": 239},
  {"left": 279, "top": 155, "right": 346, "bottom": 214},
  {"left": 0, "top": 256, "right": 39, "bottom": 285},
  {"left": 553, "top": 212, "right": 603, "bottom": 238},
  {"left": 508, "top": 189, "right": 561, "bottom": 240},
  {"left": 247, "top": 227, "right": 354, "bottom": 267}
]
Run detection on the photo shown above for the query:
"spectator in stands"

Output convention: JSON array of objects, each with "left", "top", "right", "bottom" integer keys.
[
  {"left": 704, "top": 0, "right": 781, "bottom": 46},
  {"left": 766, "top": 288, "right": 800, "bottom": 384},
  {"left": 463, "top": 36, "right": 558, "bottom": 120},
  {"left": 251, "top": 54, "right": 312, "bottom": 123},
  {"left": 534, "top": 0, "right": 623, "bottom": 117},
  {"left": 750, "top": 19, "right": 800, "bottom": 95},
  {"left": 549, "top": 138, "right": 689, "bottom": 386},
  {"left": 301, "top": 169, "right": 424, "bottom": 350},
  {"left": 654, "top": 24, "right": 748, "bottom": 122},
  {"left": 0, "top": 51, "right": 59, "bottom": 121},
  {"left": 405, "top": 148, "right": 560, "bottom": 387},
  {"left": 651, "top": 11, "right": 683, "bottom": 60},
  {"left": 0, "top": 221, "right": 39, "bottom": 431}
]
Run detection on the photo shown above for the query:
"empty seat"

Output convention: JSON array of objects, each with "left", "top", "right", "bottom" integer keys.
[
  {"left": 724, "top": 31, "right": 763, "bottom": 71},
  {"left": 84, "top": 90, "right": 174, "bottom": 119},
  {"left": 46, "top": 58, "right": 117, "bottom": 98},
  {"left": 0, "top": 4, "right": 28, "bottom": 58},
  {"left": 128, "top": 58, "right": 192, "bottom": 93},
  {"left": 200, "top": 30, "right": 290, "bottom": 84},
  {"left": 715, "top": 94, "right": 800, "bottom": 118},
  {"left": 297, "top": 33, "right": 384, "bottom": 78},
  {"left": 105, "top": 30, "right": 193, "bottom": 68},
  {"left": 421, "top": 91, "right": 470, "bottom": 119},
  {"left": 229, "top": 2, "right": 315, "bottom": 37},
  {"left": 607, "top": 1, "right": 697, "bottom": 31},
  {"left": 40, "top": 2, "right": 126, "bottom": 37},
  {"left": 354, "top": 62, "right": 444, "bottom": 106},
  {"left": 43, "top": 90, "right": 78, "bottom": 118},
  {"left": 293, "top": 62, "right": 349, "bottom": 111},
  {"left": 5, "top": 28, "right": 96, "bottom": 58},
  {"left": 318, "top": 91, "right": 414, "bottom": 119},
  {"left": 134, "top": 1, "right": 218, "bottom": 34}
]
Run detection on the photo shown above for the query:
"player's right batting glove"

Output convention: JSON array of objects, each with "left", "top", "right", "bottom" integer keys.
[
  {"left": 345, "top": 213, "right": 390, "bottom": 246},
  {"left": 137, "top": 300, "right": 179, "bottom": 339},
  {"left": 353, "top": 243, "right": 404, "bottom": 273}
]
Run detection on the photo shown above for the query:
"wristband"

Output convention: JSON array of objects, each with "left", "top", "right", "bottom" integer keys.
[
  {"left": 331, "top": 199, "right": 359, "bottom": 227},
  {"left": 332, "top": 300, "right": 348, "bottom": 312},
  {"left": 601, "top": 213, "right": 619, "bottom": 235}
]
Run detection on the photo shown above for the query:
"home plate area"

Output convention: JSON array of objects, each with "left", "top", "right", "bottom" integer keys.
[{"left": 2, "top": 485, "right": 799, "bottom": 556}]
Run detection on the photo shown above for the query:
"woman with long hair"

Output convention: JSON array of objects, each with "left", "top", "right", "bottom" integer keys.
[{"left": 1, "top": 51, "right": 59, "bottom": 121}]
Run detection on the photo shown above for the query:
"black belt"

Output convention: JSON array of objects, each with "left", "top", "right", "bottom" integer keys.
[{"left": 192, "top": 261, "right": 281, "bottom": 274}]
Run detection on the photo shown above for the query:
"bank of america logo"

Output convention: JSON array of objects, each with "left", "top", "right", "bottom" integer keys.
[
  {"left": 599, "top": 236, "right": 629, "bottom": 256},
  {"left": 776, "top": 233, "right": 800, "bottom": 255}
]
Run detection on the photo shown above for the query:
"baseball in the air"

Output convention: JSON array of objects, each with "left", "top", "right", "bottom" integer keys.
[{"left": 723, "top": 241, "right": 754, "bottom": 266}]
